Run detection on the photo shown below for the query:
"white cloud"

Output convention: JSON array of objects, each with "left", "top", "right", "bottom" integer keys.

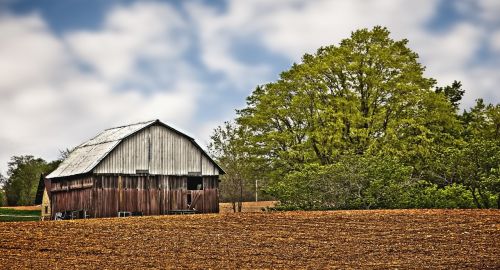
[
  {"left": 188, "top": 0, "right": 437, "bottom": 61},
  {"left": 66, "top": 2, "right": 188, "bottom": 82},
  {"left": 186, "top": 2, "right": 273, "bottom": 90},
  {"left": 490, "top": 31, "right": 500, "bottom": 52},
  {"left": 0, "top": 3, "right": 203, "bottom": 175},
  {"left": 0, "top": 13, "right": 71, "bottom": 91},
  {"left": 477, "top": 0, "right": 500, "bottom": 22},
  {"left": 412, "top": 22, "right": 486, "bottom": 108},
  {"left": 186, "top": 0, "right": 497, "bottom": 109}
]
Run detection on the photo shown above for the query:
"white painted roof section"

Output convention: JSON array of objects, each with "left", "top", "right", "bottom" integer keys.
[{"left": 46, "top": 120, "right": 156, "bottom": 178}]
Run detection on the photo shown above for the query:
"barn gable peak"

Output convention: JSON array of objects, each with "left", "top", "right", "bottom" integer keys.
[{"left": 46, "top": 119, "right": 224, "bottom": 179}]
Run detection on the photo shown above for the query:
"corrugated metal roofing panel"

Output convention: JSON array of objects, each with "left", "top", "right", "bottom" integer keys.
[
  {"left": 80, "top": 120, "right": 156, "bottom": 147},
  {"left": 46, "top": 120, "right": 155, "bottom": 178}
]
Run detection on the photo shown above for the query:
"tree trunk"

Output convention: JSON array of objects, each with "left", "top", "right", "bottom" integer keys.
[
  {"left": 497, "top": 193, "right": 500, "bottom": 209},
  {"left": 470, "top": 187, "right": 483, "bottom": 209},
  {"left": 238, "top": 178, "right": 243, "bottom": 212},
  {"left": 477, "top": 188, "right": 490, "bottom": 208}
]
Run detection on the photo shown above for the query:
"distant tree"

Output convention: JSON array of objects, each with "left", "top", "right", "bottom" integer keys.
[
  {"left": 0, "top": 173, "right": 6, "bottom": 207},
  {"left": 3, "top": 156, "right": 59, "bottom": 206},
  {"left": 0, "top": 173, "right": 6, "bottom": 187},
  {"left": 208, "top": 122, "right": 250, "bottom": 212}
]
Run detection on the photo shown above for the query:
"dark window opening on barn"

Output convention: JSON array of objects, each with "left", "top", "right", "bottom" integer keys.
[
  {"left": 136, "top": 169, "right": 149, "bottom": 174},
  {"left": 187, "top": 177, "right": 203, "bottom": 190},
  {"left": 44, "top": 206, "right": 48, "bottom": 214}
]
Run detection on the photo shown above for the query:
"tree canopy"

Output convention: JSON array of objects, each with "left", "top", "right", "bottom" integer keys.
[
  {"left": 2, "top": 156, "right": 60, "bottom": 206},
  {"left": 209, "top": 26, "right": 500, "bottom": 210}
]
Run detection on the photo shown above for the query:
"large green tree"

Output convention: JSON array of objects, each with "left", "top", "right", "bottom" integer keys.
[
  {"left": 237, "top": 26, "right": 457, "bottom": 178},
  {"left": 211, "top": 26, "right": 498, "bottom": 210}
]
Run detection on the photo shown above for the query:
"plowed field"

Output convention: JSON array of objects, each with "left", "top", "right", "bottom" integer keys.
[{"left": 0, "top": 209, "right": 499, "bottom": 269}]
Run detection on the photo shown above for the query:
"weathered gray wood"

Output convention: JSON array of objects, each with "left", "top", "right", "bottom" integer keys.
[{"left": 94, "top": 124, "right": 220, "bottom": 176}]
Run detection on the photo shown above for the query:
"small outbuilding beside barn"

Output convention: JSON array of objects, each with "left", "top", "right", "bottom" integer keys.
[{"left": 40, "top": 119, "right": 224, "bottom": 219}]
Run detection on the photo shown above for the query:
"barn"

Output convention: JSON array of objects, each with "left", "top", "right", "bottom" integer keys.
[{"left": 41, "top": 119, "right": 224, "bottom": 219}]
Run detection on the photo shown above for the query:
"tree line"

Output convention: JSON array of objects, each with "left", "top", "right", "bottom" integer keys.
[
  {"left": 209, "top": 26, "right": 500, "bottom": 211},
  {"left": 0, "top": 151, "right": 69, "bottom": 207}
]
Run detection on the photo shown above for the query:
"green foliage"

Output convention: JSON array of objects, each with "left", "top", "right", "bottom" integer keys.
[
  {"left": 214, "top": 26, "right": 499, "bottom": 210},
  {"left": 3, "top": 156, "right": 59, "bottom": 206},
  {"left": 0, "top": 174, "right": 6, "bottom": 207},
  {"left": 268, "top": 156, "right": 413, "bottom": 210},
  {"left": 402, "top": 181, "right": 475, "bottom": 209},
  {"left": 0, "top": 190, "right": 6, "bottom": 207},
  {"left": 238, "top": 26, "right": 438, "bottom": 169},
  {"left": 208, "top": 122, "right": 267, "bottom": 211},
  {"left": 435, "top": 80, "right": 465, "bottom": 110}
]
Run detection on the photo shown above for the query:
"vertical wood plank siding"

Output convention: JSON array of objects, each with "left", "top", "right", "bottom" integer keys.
[
  {"left": 50, "top": 175, "right": 219, "bottom": 218},
  {"left": 94, "top": 124, "right": 219, "bottom": 176}
]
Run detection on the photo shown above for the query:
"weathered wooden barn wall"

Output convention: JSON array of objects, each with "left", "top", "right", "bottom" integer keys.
[
  {"left": 50, "top": 176, "right": 93, "bottom": 216},
  {"left": 50, "top": 175, "right": 219, "bottom": 218},
  {"left": 94, "top": 124, "right": 220, "bottom": 176}
]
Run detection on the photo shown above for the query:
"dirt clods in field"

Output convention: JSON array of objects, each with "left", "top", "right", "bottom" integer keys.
[{"left": 0, "top": 209, "right": 499, "bottom": 269}]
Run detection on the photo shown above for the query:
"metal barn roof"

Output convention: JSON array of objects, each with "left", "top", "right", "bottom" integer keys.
[{"left": 47, "top": 120, "right": 157, "bottom": 179}]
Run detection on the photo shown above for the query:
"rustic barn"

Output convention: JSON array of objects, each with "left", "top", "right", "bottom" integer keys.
[{"left": 43, "top": 119, "right": 224, "bottom": 219}]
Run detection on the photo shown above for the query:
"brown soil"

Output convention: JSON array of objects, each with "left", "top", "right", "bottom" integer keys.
[{"left": 0, "top": 209, "right": 498, "bottom": 269}]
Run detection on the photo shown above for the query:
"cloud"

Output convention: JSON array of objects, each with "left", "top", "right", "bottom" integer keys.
[
  {"left": 186, "top": 0, "right": 497, "bottom": 109},
  {"left": 0, "top": 13, "right": 70, "bottom": 92},
  {"left": 186, "top": 2, "right": 273, "bottom": 91},
  {"left": 1, "top": 0, "right": 499, "bottom": 175},
  {"left": 455, "top": 0, "right": 500, "bottom": 23},
  {"left": 187, "top": 0, "right": 438, "bottom": 61},
  {"left": 66, "top": 2, "right": 189, "bottom": 84},
  {"left": 490, "top": 31, "right": 500, "bottom": 52},
  {"left": 0, "top": 3, "right": 203, "bottom": 175}
]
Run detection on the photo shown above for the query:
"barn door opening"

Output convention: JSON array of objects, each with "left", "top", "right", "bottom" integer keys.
[{"left": 187, "top": 177, "right": 203, "bottom": 211}]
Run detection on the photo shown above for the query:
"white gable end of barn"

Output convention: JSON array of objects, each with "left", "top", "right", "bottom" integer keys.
[
  {"left": 46, "top": 120, "right": 221, "bottom": 178},
  {"left": 94, "top": 124, "right": 220, "bottom": 175}
]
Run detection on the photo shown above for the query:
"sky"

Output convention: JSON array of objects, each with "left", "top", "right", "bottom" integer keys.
[{"left": 0, "top": 0, "right": 499, "bottom": 175}]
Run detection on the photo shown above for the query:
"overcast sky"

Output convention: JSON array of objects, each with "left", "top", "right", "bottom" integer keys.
[{"left": 1, "top": 0, "right": 499, "bottom": 175}]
